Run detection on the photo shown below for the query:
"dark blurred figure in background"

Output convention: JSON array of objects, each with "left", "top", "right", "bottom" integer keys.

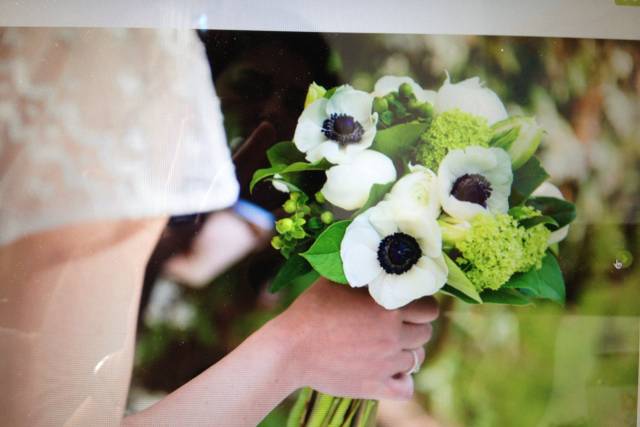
[{"left": 133, "top": 31, "right": 339, "bottom": 394}]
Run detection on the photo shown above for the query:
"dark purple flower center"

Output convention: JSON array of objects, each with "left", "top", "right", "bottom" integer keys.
[
  {"left": 322, "top": 113, "right": 365, "bottom": 145},
  {"left": 377, "top": 232, "right": 422, "bottom": 275},
  {"left": 451, "top": 173, "right": 492, "bottom": 207}
]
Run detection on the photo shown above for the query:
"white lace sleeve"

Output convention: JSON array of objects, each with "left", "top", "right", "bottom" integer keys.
[{"left": 0, "top": 28, "right": 239, "bottom": 246}]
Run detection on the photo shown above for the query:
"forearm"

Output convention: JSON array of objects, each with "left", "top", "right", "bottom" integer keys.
[{"left": 123, "top": 316, "right": 301, "bottom": 427}]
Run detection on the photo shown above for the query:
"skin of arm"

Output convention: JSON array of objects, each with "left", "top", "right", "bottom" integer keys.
[
  {"left": 123, "top": 279, "right": 439, "bottom": 427},
  {"left": 1, "top": 219, "right": 438, "bottom": 427},
  {"left": 122, "top": 311, "right": 299, "bottom": 427}
]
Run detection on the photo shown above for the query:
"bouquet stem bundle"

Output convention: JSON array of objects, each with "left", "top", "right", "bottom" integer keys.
[{"left": 287, "top": 388, "right": 377, "bottom": 427}]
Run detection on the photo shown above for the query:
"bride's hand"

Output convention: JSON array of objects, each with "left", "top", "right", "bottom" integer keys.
[{"left": 269, "top": 278, "right": 439, "bottom": 400}]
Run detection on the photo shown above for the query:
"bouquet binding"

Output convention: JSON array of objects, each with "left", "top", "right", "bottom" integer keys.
[{"left": 251, "top": 75, "right": 576, "bottom": 427}]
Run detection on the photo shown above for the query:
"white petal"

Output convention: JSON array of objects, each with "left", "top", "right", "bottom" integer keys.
[
  {"left": 368, "top": 201, "right": 400, "bottom": 237},
  {"left": 294, "top": 98, "right": 329, "bottom": 152},
  {"left": 307, "top": 140, "right": 341, "bottom": 163},
  {"left": 327, "top": 86, "right": 375, "bottom": 124},
  {"left": 548, "top": 226, "right": 569, "bottom": 245},
  {"left": 415, "top": 256, "right": 448, "bottom": 292},
  {"left": 533, "top": 182, "right": 570, "bottom": 244},
  {"left": 294, "top": 120, "right": 328, "bottom": 153},
  {"left": 341, "top": 214, "right": 384, "bottom": 287},
  {"left": 442, "top": 196, "right": 488, "bottom": 220},
  {"left": 321, "top": 150, "right": 397, "bottom": 210},
  {"left": 272, "top": 174, "right": 290, "bottom": 193},
  {"left": 399, "top": 217, "right": 442, "bottom": 259},
  {"left": 435, "top": 76, "right": 508, "bottom": 125},
  {"left": 368, "top": 262, "right": 444, "bottom": 310},
  {"left": 419, "top": 90, "right": 437, "bottom": 104},
  {"left": 386, "top": 169, "right": 440, "bottom": 220},
  {"left": 532, "top": 181, "right": 564, "bottom": 199}
]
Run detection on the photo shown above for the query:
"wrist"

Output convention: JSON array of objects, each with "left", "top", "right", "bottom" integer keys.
[{"left": 260, "top": 312, "right": 308, "bottom": 393}]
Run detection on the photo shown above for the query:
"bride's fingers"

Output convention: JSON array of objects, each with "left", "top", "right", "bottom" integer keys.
[
  {"left": 386, "top": 347, "right": 425, "bottom": 378},
  {"left": 399, "top": 322, "right": 433, "bottom": 349},
  {"left": 400, "top": 297, "right": 439, "bottom": 324}
]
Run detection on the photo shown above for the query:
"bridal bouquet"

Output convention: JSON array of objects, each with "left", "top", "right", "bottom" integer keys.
[{"left": 251, "top": 75, "right": 576, "bottom": 426}]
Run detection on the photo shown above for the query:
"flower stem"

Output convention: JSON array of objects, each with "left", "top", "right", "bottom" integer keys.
[
  {"left": 286, "top": 387, "right": 314, "bottom": 427},
  {"left": 327, "top": 397, "right": 352, "bottom": 427},
  {"left": 355, "top": 400, "right": 378, "bottom": 427},
  {"left": 341, "top": 400, "right": 362, "bottom": 426},
  {"left": 306, "top": 392, "right": 335, "bottom": 427}
]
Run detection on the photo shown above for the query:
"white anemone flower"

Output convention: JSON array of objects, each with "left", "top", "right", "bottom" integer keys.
[
  {"left": 435, "top": 76, "right": 508, "bottom": 125},
  {"left": 321, "top": 150, "right": 396, "bottom": 211},
  {"left": 532, "top": 182, "right": 570, "bottom": 245},
  {"left": 385, "top": 165, "right": 440, "bottom": 220},
  {"left": 437, "top": 146, "right": 513, "bottom": 220},
  {"left": 293, "top": 85, "right": 378, "bottom": 164},
  {"left": 372, "top": 75, "right": 436, "bottom": 104},
  {"left": 340, "top": 202, "right": 448, "bottom": 310}
]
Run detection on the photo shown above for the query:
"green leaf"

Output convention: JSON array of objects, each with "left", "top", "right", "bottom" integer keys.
[
  {"left": 324, "top": 86, "right": 338, "bottom": 99},
  {"left": 267, "top": 141, "right": 305, "bottom": 166},
  {"left": 440, "top": 285, "right": 480, "bottom": 304},
  {"left": 372, "top": 121, "right": 430, "bottom": 158},
  {"left": 503, "top": 251, "right": 566, "bottom": 304},
  {"left": 353, "top": 182, "right": 394, "bottom": 216},
  {"left": 518, "top": 215, "right": 559, "bottom": 229},
  {"left": 281, "top": 160, "right": 331, "bottom": 174},
  {"left": 479, "top": 288, "right": 533, "bottom": 305},
  {"left": 301, "top": 220, "right": 351, "bottom": 284},
  {"left": 509, "top": 156, "right": 549, "bottom": 206},
  {"left": 526, "top": 196, "right": 576, "bottom": 229},
  {"left": 249, "top": 160, "right": 331, "bottom": 192},
  {"left": 443, "top": 254, "right": 482, "bottom": 303},
  {"left": 250, "top": 164, "right": 285, "bottom": 192},
  {"left": 270, "top": 254, "right": 315, "bottom": 293}
]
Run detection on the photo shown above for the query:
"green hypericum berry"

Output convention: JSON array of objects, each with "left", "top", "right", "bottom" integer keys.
[
  {"left": 271, "top": 236, "right": 283, "bottom": 250},
  {"left": 373, "top": 97, "right": 389, "bottom": 114},
  {"left": 384, "top": 92, "right": 397, "bottom": 103},
  {"left": 307, "top": 217, "right": 323, "bottom": 230},
  {"left": 380, "top": 110, "right": 394, "bottom": 126},
  {"left": 290, "top": 192, "right": 301, "bottom": 201},
  {"left": 291, "top": 228, "right": 306, "bottom": 239},
  {"left": 283, "top": 199, "right": 297, "bottom": 214},
  {"left": 315, "top": 192, "right": 326, "bottom": 204},
  {"left": 398, "top": 82, "right": 414, "bottom": 99},
  {"left": 320, "top": 211, "right": 334, "bottom": 224},
  {"left": 388, "top": 99, "right": 408, "bottom": 117},
  {"left": 416, "top": 102, "right": 433, "bottom": 118},
  {"left": 407, "top": 98, "right": 421, "bottom": 111},
  {"left": 276, "top": 218, "right": 294, "bottom": 234}
]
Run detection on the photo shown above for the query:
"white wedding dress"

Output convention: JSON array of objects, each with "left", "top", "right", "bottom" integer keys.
[
  {"left": 0, "top": 28, "right": 240, "bottom": 426},
  {"left": 0, "top": 27, "right": 239, "bottom": 246}
]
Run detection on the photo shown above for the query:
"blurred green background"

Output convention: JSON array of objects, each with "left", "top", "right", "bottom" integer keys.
[{"left": 128, "top": 33, "right": 640, "bottom": 427}]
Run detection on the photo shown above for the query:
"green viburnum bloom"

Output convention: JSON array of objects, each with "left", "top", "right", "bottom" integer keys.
[
  {"left": 442, "top": 211, "right": 550, "bottom": 291},
  {"left": 416, "top": 109, "right": 492, "bottom": 171}
]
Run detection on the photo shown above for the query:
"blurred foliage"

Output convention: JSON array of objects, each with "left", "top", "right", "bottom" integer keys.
[{"left": 130, "top": 32, "right": 640, "bottom": 426}]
